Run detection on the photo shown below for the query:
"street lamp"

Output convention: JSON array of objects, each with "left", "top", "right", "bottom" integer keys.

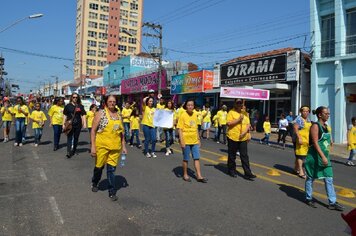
[{"left": 0, "top": 13, "right": 44, "bottom": 34}]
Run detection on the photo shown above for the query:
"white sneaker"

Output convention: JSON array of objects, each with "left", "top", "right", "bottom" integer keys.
[
  {"left": 34, "top": 144, "right": 38, "bottom": 147},
  {"left": 259, "top": 140, "right": 262, "bottom": 144},
  {"left": 14, "top": 142, "right": 18, "bottom": 146},
  {"left": 217, "top": 141, "right": 220, "bottom": 143},
  {"left": 19, "top": 143, "right": 23, "bottom": 147},
  {"left": 130, "top": 145, "right": 134, "bottom": 147},
  {"left": 145, "top": 153, "right": 151, "bottom": 158},
  {"left": 167, "top": 149, "right": 172, "bottom": 154},
  {"left": 3, "top": 138, "right": 8, "bottom": 143},
  {"left": 165, "top": 151, "right": 170, "bottom": 156},
  {"left": 346, "top": 161, "right": 355, "bottom": 166},
  {"left": 151, "top": 152, "right": 157, "bottom": 158},
  {"left": 236, "top": 151, "right": 240, "bottom": 156}
]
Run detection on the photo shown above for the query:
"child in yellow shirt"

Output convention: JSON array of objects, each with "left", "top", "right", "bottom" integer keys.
[
  {"left": 347, "top": 117, "right": 356, "bottom": 166},
  {"left": 212, "top": 114, "right": 219, "bottom": 142},
  {"left": 260, "top": 116, "right": 271, "bottom": 146},
  {"left": 129, "top": 108, "right": 141, "bottom": 148},
  {"left": 30, "top": 102, "right": 47, "bottom": 146}
]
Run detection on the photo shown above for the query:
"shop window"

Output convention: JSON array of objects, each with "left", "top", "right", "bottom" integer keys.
[
  {"left": 320, "top": 14, "right": 335, "bottom": 57},
  {"left": 346, "top": 8, "right": 356, "bottom": 54}
]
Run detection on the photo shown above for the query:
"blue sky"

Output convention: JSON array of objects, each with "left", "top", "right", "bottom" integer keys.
[{"left": 0, "top": 0, "right": 309, "bottom": 93}]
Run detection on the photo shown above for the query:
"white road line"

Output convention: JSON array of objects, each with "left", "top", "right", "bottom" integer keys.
[
  {"left": 39, "top": 168, "right": 48, "bottom": 181},
  {"left": 49, "top": 196, "right": 64, "bottom": 225},
  {"left": 32, "top": 150, "right": 40, "bottom": 160}
]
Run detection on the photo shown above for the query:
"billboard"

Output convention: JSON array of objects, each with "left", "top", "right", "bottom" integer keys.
[
  {"left": 170, "top": 70, "right": 213, "bottom": 95},
  {"left": 220, "top": 87, "right": 270, "bottom": 100},
  {"left": 121, "top": 70, "right": 167, "bottom": 94},
  {"left": 220, "top": 54, "right": 287, "bottom": 86}
]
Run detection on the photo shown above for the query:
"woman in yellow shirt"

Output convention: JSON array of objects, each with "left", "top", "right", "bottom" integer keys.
[
  {"left": 201, "top": 104, "right": 212, "bottom": 139},
  {"left": 30, "top": 102, "right": 47, "bottom": 147},
  {"left": 13, "top": 96, "right": 29, "bottom": 146},
  {"left": 142, "top": 96, "right": 156, "bottom": 158},
  {"left": 346, "top": 117, "right": 356, "bottom": 166},
  {"left": 260, "top": 116, "right": 271, "bottom": 145},
  {"left": 177, "top": 99, "right": 207, "bottom": 183},
  {"left": 48, "top": 97, "right": 64, "bottom": 151},
  {"left": 1, "top": 98, "right": 13, "bottom": 143},
  {"left": 90, "top": 95, "right": 127, "bottom": 201},
  {"left": 129, "top": 108, "right": 141, "bottom": 148}
]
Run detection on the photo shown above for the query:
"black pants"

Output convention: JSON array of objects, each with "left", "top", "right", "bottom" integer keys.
[
  {"left": 217, "top": 125, "right": 227, "bottom": 143},
  {"left": 67, "top": 126, "right": 81, "bottom": 154},
  {"left": 227, "top": 138, "right": 252, "bottom": 176},
  {"left": 277, "top": 129, "right": 287, "bottom": 144}
]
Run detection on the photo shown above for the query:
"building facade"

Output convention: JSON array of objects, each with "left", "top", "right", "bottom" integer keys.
[
  {"left": 311, "top": 0, "right": 356, "bottom": 143},
  {"left": 74, "top": 0, "right": 143, "bottom": 84}
]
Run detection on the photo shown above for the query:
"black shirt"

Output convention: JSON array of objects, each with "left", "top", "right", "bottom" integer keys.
[{"left": 63, "top": 103, "right": 86, "bottom": 127}]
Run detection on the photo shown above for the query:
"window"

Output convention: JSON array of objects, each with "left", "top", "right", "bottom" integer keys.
[
  {"left": 119, "top": 36, "right": 127, "bottom": 42},
  {"left": 119, "top": 45, "right": 127, "bottom": 51},
  {"left": 320, "top": 14, "right": 335, "bottom": 57},
  {"left": 101, "top": 0, "right": 109, "bottom": 2},
  {"left": 87, "top": 49, "right": 97, "bottom": 56},
  {"left": 99, "top": 23, "right": 108, "bottom": 30},
  {"left": 87, "top": 59, "right": 96, "bottom": 66},
  {"left": 346, "top": 8, "right": 356, "bottom": 54},
  {"left": 101, "top": 5, "right": 109, "bottom": 12},
  {"left": 97, "top": 70, "right": 103, "bottom": 76},
  {"left": 120, "top": 18, "right": 128, "bottom": 25},
  {"left": 98, "top": 32, "right": 108, "bottom": 39},
  {"left": 129, "top": 20, "right": 138, "bottom": 27},
  {"left": 100, "top": 14, "right": 109, "bottom": 21},
  {"left": 128, "top": 38, "right": 136, "bottom": 44},
  {"left": 88, "top": 21, "right": 98, "bottom": 28},
  {"left": 128, "top": 46, "right": 136, "bottom": 53},
  {"left": 88, "top": 68, "right": 96, "bottom": 75},
  {"left": 120, "top": 27, "right": 128, "bottom": 33},
  {"left": 89, "top": 12, "right": 98, "bottom": 19},
  {"left": 120, "top": 9, "right": 128, "bottom": 18},
  {"left": 121, "top": 1, "right": 129, "bottom": 8},
  {"left": 88, "top": 31, "right": 97, "bottom": 38},
  {"left": 128, "top": 29, "right": 137, "bottom": 36},
  {"left": 130, "top": 12, "right": 138, "bottom": 19},
  {"left": 98, "top": 42, "right": 107, "bottom": 48},
  {"left": 89, "top": 3, "right": 99, "bottom": 10},
  {"left": 98, "top": 51, "right": 107, "bottom": 58},
  {"left": 97, "top": 60, "right": 107, "bottom": 67},
  {"left": 87, "top": 40, "right": 97, "bottom": 47},
  {"left": 130, "top": 3, "right": 138, "bottom": 10}
]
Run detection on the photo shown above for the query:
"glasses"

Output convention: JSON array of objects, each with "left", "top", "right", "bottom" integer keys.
[{"left": 72, "top": 96, "right": 78, "bottom": 99}]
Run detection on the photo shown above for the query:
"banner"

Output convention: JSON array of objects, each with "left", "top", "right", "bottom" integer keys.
[
  {"left": 121, "top": 70, "right": 167, "bottom": 94},
  {"left": 153, "top": 109, "right": 174, "bottom": 128},
  {"left": 170, "top": 70, "right": 213, "bottom": 95},
  {"left": 220, "top": 87, "right": 270, "bottom": 100},
  {"left": 220, "top": 54, "right": 286, "bottom": 86}
]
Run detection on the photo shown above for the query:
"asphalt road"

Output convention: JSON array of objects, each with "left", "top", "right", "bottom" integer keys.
[{"left": 0, "top": 125, "right": 355, "bottom": 235}]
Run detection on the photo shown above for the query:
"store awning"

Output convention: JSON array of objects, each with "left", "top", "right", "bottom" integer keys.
[{"left": 253, "top": 83, "right": 290, "bottom": 90}]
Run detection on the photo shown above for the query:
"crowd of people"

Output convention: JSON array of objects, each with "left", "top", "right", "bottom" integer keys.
[{"left": 0, "top": 92, "right": 354, "bottom": 209}]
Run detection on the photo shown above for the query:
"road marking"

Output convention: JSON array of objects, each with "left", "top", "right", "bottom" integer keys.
[
  {"left": 32, "top": 150, "right": 40, "bottom": 160},
  {"left": 39, "top": 168, "right": 48, "bottom": 181},
  {"left": 49, "top": 196, "right": 64, "bottom": 224}
]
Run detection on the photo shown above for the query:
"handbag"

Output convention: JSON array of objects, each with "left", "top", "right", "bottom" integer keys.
[{"left": 63, "top": 107, "right": 76, "bottom": 135}]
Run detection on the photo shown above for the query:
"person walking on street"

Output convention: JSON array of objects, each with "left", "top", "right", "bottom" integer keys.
[
  {"left": 164, "top": 100, "right": 175, "bottom": 156},
  {"left": 216, "top": 105, "right": 228, "bottom": 144},
  {"left": 346, "top": 117, "right": 356, "bottom": 166},
  {"left": 48, "top": 97, "right": 64, "bottom": 151},
  {"left": 260, "top": 116, "right": 271, "bottom": 145},
  {"left": 13, "top": 96, "right": 29, "bottom": 147},
  {"left": 129, "top": 108, "right": 141, "bottom": 148},
  {"left": 277, "top": 113, "right": 288, "bottom": 149},
  {"left": 90, "top": 95, "right": 127, "bottom": 201},
  {"left": 142, "top": 96, "right": 156, "bottom": 158},
  {"left": 1, "top": 98, "right": 13, "bottom": 142},
  {"left": 121, "top": 102, "right": 132, "bottom": 143},
  {"left": 177, "top": 99, "right": 207, "bottom": 183},
  {"left": 286, "top": 111, "right": 295, "bottom": 137},
  {"left": 226, "top": 99, "right": 256, "bottom": 180},
  {"left": 201, "top": 104, "right": 211, "bottom": 139},
  {"left": 63, "top": 93, "right": 87, "bottom": 158},
  {"left": 293, "top": 106, "right": 312, "bottom": 179},
  {"left": 304, "top": 106, "right": 344, "bottom": 211},
  {"left": 29, "top": 102, "right": 47, "bottom": 147}
]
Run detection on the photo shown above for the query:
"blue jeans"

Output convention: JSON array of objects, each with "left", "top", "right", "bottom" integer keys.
[
  {"left": 123, "top": 122, "right": 130, "bottom": 142},
  {"left": 53, "top": 125, "right": 62, "bottom": 148},
  {"left": 182, "top": 144, "right": 200, "bottom": 161},
  {"left": 107, "top": 164, "right": 116, "bottom": 196},
  {"left": 348, "top": 149, "right": 356, "bottom": 161},
  {"left": 165, "top": 129, "right": 173, "bottom": 148},
  {"left": 34, "top": 128, "right": 43, "bottom": 144},
  {"left": 130, "top": 129, "right": 140, "bottom": 146},
  {"left": 15, "top": 118, "right": 25, "bottom": 144},
  {"left": 143, "top": 125, "right": 156, "bottom": 154},
  {"left": 305, "top": 176, "right": 337, "bottom": 204},
  {"left": 261, "top": 133, "right": 270, "bottom": 144}
]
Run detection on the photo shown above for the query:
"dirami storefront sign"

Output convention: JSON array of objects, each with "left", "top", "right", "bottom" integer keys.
[
  {"left": 170, "top": 70, "right": 213, "bottom": 95},
  {"left": 220, "top": 87, "right": 270, "bottom": 100},
  {"left": 121, "top": 70, "right": 167, "bottom": 94},
  {"left": 220, "top": 54, "right": 287, "bottom": 85}
]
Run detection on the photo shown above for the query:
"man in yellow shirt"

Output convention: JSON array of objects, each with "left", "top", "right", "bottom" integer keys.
[
  {"left": 226, "top": 99, "right": 256, "bottom": 180},
  {"left": 121, "top": 102, "right": 132, "bottom": 143},
  {"left": 216, "top": 105, "right": 228, "bottom": 144}
]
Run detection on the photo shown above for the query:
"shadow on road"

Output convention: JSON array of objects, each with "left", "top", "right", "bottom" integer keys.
[
  {"left": 172, "top": 166, "right": 196, "bottom": 179},
  {"left": 205, "top": 163, "right": 244, "bottom": 177},
  {"left": 273, "top": 164, "right": 296, "bottom": 175},
  {"left": 98, "top": 175, "right": 129, "bottom": 193},
  {"left": 331, "top": 159, "right": 348, "bottom": 166}
]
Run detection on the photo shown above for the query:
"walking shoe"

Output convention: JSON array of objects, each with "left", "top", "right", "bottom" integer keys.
[
  {"left": 305, "top": 200, "right": 317, "bottom": 208},
  {"left": 167, "top": 149, "right": 172, "bottom": 154},
  {"left": 259, "top": 140, "right": 262, "bottom": 144},
  {"left": 109, "top": 194, "right": 118, "bottom": 201},
  {"left": 217, "top": 141, "right": 220, "bottom": 143},
  {"left": 151, "top": 152, "right": 157, "bottom": 158},
  {"left": 138, "top": 144, "right": 142, "bottom": 148},
  {"left": 328, "top": 202, "right": 344, "bottom": 211},
  {"left": 91, "top": 184, "right": 99, "bottom": 192},
  {"left": 145, "top": 153, "right": 152, "bottom": 158},
  {"left": 243, "top": 174, "right": 257, "bottom": 180},
  {"left": 130, "top": 144, "right": 134, "bottom": 147},
  {"left": 346, "top": 161, "right": 355, "bottom": 166},
  {"left": 14, "top": 142, "right": 18, "bottom": 146},
  {"left": 34, "top": 144, "right": 38, "bottom": 147},
  {"left": 236, "top": 151, "right": 240, "bottom": 156},
  {"left": 19, "top": 143, "right": 23, "bottom": 147},
  {"left": 165, "top": 151, "right": 170, "bottom": 156}
]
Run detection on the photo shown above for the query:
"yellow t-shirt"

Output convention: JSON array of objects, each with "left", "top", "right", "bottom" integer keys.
[
  {"left": 141, "top": 106, "right": 155, "bottom": 127},
  {"left": 348, "top": 126, "right": 356, "bottom": 150},
  {"left": 48, "top": 105, "right": 64, "bottom": 125},
  {"left": 195, "top": 110, "right": 202, "bottom": 125},
  {"left": 177, "top": 107, "right": 186, "bottom": 122},
  {"left": 156, "top": 103, "right": 165, "bottom": 109},
  {"left": 1, "top": 107, "right": 13, "bottom": 121},
  {"left": 87, "top": 110, "right": 95, "bottom": 128},
  {"left": 30, "top": 110, "right": 47, "bottom": 129},
  {"left": 202, "top": 110, "right": 211, "bottom": 123},
  {"left": 263, "top": 121, "right": 271, "bottom": 134},
  {"left": 213, "top": 115, "right": 219, "bottom": 128},
  {"left": 13, "top": 105, "right": 29, "bottom": 118},
  {"left": 227, "top": 110, "right": 250, "bottom": 142},
  {"left": 130, "top": 116, "right": 140, "bottom": 130},
  {"left": 177, "top": 111, "right": 199, "bottom": 145},
  {"left": 217, "top": 110, "right": 227, "bottom": 125},
  {"left": 121, "top": 108, "right": 132, "bottom": 123}
]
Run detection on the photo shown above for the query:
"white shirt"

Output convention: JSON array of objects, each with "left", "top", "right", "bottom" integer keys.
[{"left": 278, "top": 118, "right": 288, "bottom": 130}]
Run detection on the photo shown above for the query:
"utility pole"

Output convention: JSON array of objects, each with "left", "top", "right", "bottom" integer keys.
[{"left": 142, "top": 22, "right": 163, "bottom": 95}]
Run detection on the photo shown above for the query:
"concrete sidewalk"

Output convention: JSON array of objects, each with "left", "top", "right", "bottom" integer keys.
[{"left": 249, "top": 131, "right": 349, "bottom": 159}]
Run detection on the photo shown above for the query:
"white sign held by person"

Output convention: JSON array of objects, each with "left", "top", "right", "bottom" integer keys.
[{"left": 153, "top": 109, "right": 174, "bottom": 128}]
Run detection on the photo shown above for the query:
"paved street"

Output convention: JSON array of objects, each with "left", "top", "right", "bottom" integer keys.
[{"left": 0, "top": 125, "right": 355, "bottom": 235}]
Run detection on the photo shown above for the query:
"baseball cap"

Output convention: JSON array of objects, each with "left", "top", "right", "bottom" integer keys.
[{"left": 148, "top": 89, "right": 155, "bottom": 93}]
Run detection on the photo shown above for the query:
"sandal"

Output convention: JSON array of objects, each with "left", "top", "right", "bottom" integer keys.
[
  {"left": 183, "top": 177, "right": 191, "bottom": 182},
  {"left": 197, "top": 178, "right": 208, "bottom": 183},
  {"left": 298, "top": 174, "right": 306, "bottom": 179}
]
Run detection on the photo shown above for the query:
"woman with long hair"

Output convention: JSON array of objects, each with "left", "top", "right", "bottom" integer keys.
[
  {"left": 164, "top": 100, "right": 175, "bottom": 156},
  {"left": 63, "top": 93, "right": 87, "bottom": 158},
  {"left": 277, "top": 113, "right": 288, "bottom": 149},
  {"left": 48, "top": 97, "right": 65, "bottom": 151},
  {"left": 141, "top": 96, "right": 156, "bottom": 158},
  {"left": 304, "top": 106, "right": 344, "bottom": 211},
  {"left": 13, "top": 96, "right": 29, "bottom": 146},
  {"left": 90, "top": 95, "right": 127, "bottom": 201}
]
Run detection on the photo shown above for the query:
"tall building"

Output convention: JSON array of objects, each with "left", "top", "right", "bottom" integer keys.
[{"left": 74, "top": 0, "right": 143, "bottom": 84}]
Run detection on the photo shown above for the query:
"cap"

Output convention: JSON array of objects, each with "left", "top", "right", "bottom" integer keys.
[{"left": 148, "top": 89, "right": 155, "bottom": 93}]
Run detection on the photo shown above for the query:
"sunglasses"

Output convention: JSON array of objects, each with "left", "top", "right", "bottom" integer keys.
[{"left": 72, "top": 96, "right": 78, "bottom": 99}]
